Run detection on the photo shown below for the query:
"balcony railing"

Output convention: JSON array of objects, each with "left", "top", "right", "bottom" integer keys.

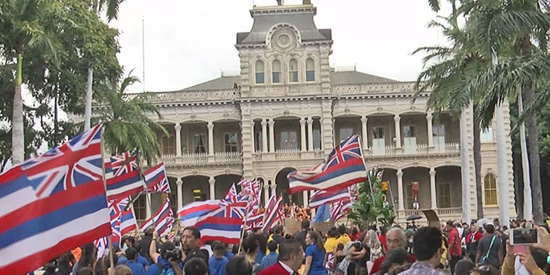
[
  {"left": 366, "top": 143, "right": 460, "bottom": 157},
  {"left": 399, "top": 207, "right": 462, "bottom": 218},
  {"left": 333, "top": 81, "right": 424, "bottom": 96},
  {"left": 127, "top": 89, "right": 240, "bottom": 103},
  {"left": 161, "top": 152, "right": 242, "bottom": 166},
  {"left": 275, "top": 149, "right": 301, "bottom": 159}
]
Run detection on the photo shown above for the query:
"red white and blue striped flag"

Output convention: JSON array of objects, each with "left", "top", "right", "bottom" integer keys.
[
  {"left": 143, "top": 163, "right": 171, "bottom": 193},
  {"left": 178, "top": 200, "right": 222, "bottom": 227},
  {"left": 105, "top": 152, "right": 145, "bottom": 201},
  {"left": 262, "top": 194, "right": 283, "bottom": 232},
  {"left": 195, "top": 204, "right": 243, "bottom": 245},
  {"left": 140, "top": 199, "right": 174, "bottom": 236},
  {"left": 309, "top": 188, "right": 350, "bottom": 208},
  {"left": 288, "top": 135, "right": 366, "bottom": 193},
  {"left": 0, "top": 124, "right": 111, "bottom": 275},
  {"left": 120, "top": 208, "right": 137, "bottom": 236},
  {"left": 329, "top": 190, "right": 352, "bottom": 223}
]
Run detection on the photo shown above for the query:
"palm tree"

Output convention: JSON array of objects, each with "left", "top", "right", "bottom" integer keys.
[
  {"left": 414, "top": 7, "right": 489, "bottom": 219},
  {"left": 0, "top": 0, "right": 57, "bottom": 164},
  {"left": 95, "top": 71, "right": 167, "bottom": 165},
  {"left": 464, "top": 0, "right": 550, "bottom": 224}
]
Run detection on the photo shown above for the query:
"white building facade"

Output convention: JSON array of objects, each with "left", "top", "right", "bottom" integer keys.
[{"left": 111, "top": 3, "right": 516, "bottom": 224}]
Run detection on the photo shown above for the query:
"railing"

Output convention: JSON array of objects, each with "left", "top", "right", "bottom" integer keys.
[
  {"left": 126, "top": 89, "right": 240, "bottom": 103},
  {"left": 333, "top": 82, "right": 426, "bottom": 96},
  {"left": 214, "top": 151, "right": 242, "bottom": 163},
  {"left": 399, "top": 207, "right": 462, "bottom": 218},
  {"left": 161, "top": 152, "right": 242, "bottom": 166},
  {"left": 275, "top": 149, "right": 301, "bottom": 159},
  {"left": 367, "top": 143, "right": 460, "bottom": 157}
]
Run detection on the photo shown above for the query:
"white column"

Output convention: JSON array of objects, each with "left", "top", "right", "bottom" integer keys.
[
  {"left": 251, "top": 120, "right": 256, "bottom": 153},
  {"left": 264, "top": 184, "right": 270, "bottom": 205},
  {"left": 268, "top": 120, "right": 275, "bottom": 153},
  {"left": 300, "top": 118, "right": 307, "bottom": 152},
  {"left": 361, "top": 116, "right": 368, "bottom": 150},
  {"left": 303, "top": 191, "right": 309, "bottom": 207},
  {"left": 176, "top": 179, "right": 183, "bottom": 209},
  {"left": 261, "top": 119, "right": 268, "bottom": 153},
  {"left": 209, "top": 177, "right": 215, "bottom": 200},
  {"left": 207, "top": 122, "right": 214, "bottom": 156},
  {"left": 271, "top": 183, "right": 277, "bottom": 197},
  {"left": 394, "top": 114, "right": 401, "bottom": 148},
  {"left": 307, "top": 118, "right": 314, "bottom": 151},
  {"left": 496, "top": 104, "right": 510, "bottom": 227},
  {"left": 426, "top": 112, "right": 433, "bottom": 148},
  {"left": 459, "top": 109, "right": 472, "bottom": 222},
  {"left": 175, "top": 124, "right": 182, "bottom": 157},
  {"left": 430, "top": 167, "right": 437, "bottom": 209},
  {"left": 397, "top": 169, "right": 404, "bottom": 211},
  {"left": 319, "top": 118, "right": 324, "bottom": 150},
  {"left": 146, "top": 193, "right": 152, "bottom": 218}
]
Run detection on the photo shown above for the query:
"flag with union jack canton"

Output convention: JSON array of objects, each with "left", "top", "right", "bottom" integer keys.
[
  {"left": 143, "top": 163, "right": 170, "bottom": 193},
  {"left": 105, "top": 152, "right": 145, "bottom": 202},
  {"left": 287, "top": 135, "right": 366, "bottom": 193}
]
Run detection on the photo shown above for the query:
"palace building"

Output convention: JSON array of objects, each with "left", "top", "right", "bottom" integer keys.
[{"left": 90, "top": 1, "right": 516, "bottom": 224}]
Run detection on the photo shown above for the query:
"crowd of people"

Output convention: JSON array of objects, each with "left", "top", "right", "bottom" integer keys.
[{"left": 34, "top": 218, "right": 550, "bottom": 275}]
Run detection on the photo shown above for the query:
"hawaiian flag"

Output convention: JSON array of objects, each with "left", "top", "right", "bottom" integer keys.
[
  {"left": 143, "top": 163, "right": 170, "bottom": 193},
  {"left": 329, "top": 190, "right": 352, "bottom": 223},
  {"left": 94, "top": 237, "right": 109, "bottom": 259},
  {"left": 287, "top": 135, "right": 366, "bottom": 193},
  {"left": 178, "top": 200, "right": 222, "bottom": 227},
  {"left": 262, "top": 195, "right": 284, "bottom": 232},
  {"left": 223, "top": 184, "right": 238, "bottom": 203},
  {"left": 0, "top": 124, "right": 111, "bottom": 275},
  {"left": 309, "top": 188, "right": 350, "bottom": 208},
  {"left": 120, "top": 208, "right": 137, "bottom": 236},
  {"left": 140, "top": 199, "right": 174, "bottom": 236},
  {"left": 245, "top": 209, "right": 265, "bottom": 230},
  {"left": 195, "top": 205, "right": 243, "bottom": 245},
  {"left": 105, "top": 152, "right": 145, "bottom": 201}
]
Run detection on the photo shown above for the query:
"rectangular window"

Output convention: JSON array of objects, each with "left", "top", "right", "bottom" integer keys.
[
  {"left": 272, "top": 72, "right": 280, "bottom": 83},
  {"left": 162, "top": 136, "right": 175, "bottom": 155},
  {"left": 403, "top": 125, "right": 416, "bottom": 138},
  {"left": 406, "top": 184, "right": 414, "bottom": 209},
  {"left": 193, "top": 134, "right": 206, "bottom": 154},
  {"left": 481, "top": 127, "right": 493, "bottom": 142},
  {"left": 437, "top": 183, "right": 451, "bottom": 208},
  {"left": 224, "top": 133, "right": 238, "bottom": 152},
  {"left": 373, "top": 127, "right": 384, "bottom": 139},
  {"left": 255, "top": 72, "right": 264, "bottom": 84},
  {"left": 133, "top": 195, "right": 146, "bottom": 223},
  {"left": 255, "top": 132, "right": 262, "bottom": 152},
  {"left": 339, "top": 127, "right": 353, "bottom": 142},
  {"left": 280, "top": 131, "right": 298, "bottom": 150},
  {"left": 313, "top": 129, "right": 321, "bottom": 150},
  {"left": 306, "top": 71, "right": 315, "bottom": 82},
  {"left": 289, "top": 71, "right": 298, "bottom": 83}
]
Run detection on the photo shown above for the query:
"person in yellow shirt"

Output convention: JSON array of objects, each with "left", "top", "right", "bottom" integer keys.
[
  {"left": 324, "top": 229, "right": 340, "bottom": 253},
  {"left": 336, "top": 225, "right": 351, "bottom": 246}
]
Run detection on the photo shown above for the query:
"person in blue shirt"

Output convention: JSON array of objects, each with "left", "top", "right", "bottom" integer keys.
[
  {"left": 303, "top": 231, "right": 327, "bottom": 275},
  {"left": 259, "top": 240, "right": 278, "bottom": 272},
  {"left": 123, "top": 248, "right": 145, "bottom": 275},
  {"left": 208, "top": 242, "right": 229, "bottom": 275}
]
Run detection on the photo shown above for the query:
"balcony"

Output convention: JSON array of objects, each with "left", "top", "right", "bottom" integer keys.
[
  {"left": 396, "top": 207, "right": 463, "bottom": 225},
  {"left": 366, "top": 143, "right": 460, "bottom": 157},
  {"left": 161, "top": 152, "right": 242, "bottom": 167}
]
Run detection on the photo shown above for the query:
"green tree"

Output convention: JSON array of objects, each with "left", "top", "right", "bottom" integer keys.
[
  {"left": 0, "top": 0, "right": 58, "bottom": 164},
  {"left": 348, "top": 168, "right": 395, "bottom": 227},
  {"left": 94, "top": 72, "right": 167, "bottom": 165},
  {"left": 463, "top": 0, "right": 550, "bottom": 224},
  {"left": 414, "top": 4, "right": 489, "bottom": 219}
]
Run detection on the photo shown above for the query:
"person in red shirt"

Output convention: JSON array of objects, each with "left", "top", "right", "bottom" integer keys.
[
  {"left": 377, "top": 226, "right": 387, "bottom": 253},
  {"left": 465, "top": 224, "right": 483, "bottom": 262},
  {"left": 369, "top": 227, "right": 415, "bottom": 275},
  {"left": 446, "top": 221, "right": 462, "bottom": 275}
]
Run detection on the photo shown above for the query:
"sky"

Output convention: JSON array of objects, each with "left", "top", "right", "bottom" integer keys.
[{"left": 108, "top": 0, "right": 451, "bottom": 94}]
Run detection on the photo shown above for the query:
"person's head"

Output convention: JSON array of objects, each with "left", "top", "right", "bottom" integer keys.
[
  {"left": 470, "top": 264, "right": 499, "bottom": 275},
  {"left": 124, "top": 236, "right": 135, "bottom": 247},
  {"left": 182, "top": 226, "right": 201, "bottom": 250},
  {"left": 379, "top": 248, "right": 409, "bottom": 275},
  {"left": 274, "top": 225, "right": 283, "bottom": 235},
  {"left": 327, "top": 228, "right": 338, "bottom": 238},
  {"left": 338, "top": 224, "right": 347, "bottom": 236},
  {"left": 267, "top": 240, "right": 278, "bottom": 252},
  {"left": 226, "top": 256, "right": 252, "bottom": 275},
  {"left": 470, "top": 224, "right": 478, "bottom": 232},
  {"left": 485, "top": 224, "right": 495, "bottom": 234},
  {"left": 125, "top": 247, "right": 137, "bottom": 261},
  {"left": 114, "top": 265, "right": 131, "bottom": 275},
  {"left": 183, "top": 258, "right": 208, "bottom": 275},
  {"left": 159, "top": 241, "right": 176, "bottom": 260},
  {"left": 387, "top": 227, "right": 407, "bottom": 250},
  {"left": 78, "top": 243, "right": 96, "bottom": 267},
  {"left": 212, "top": 241, "right": 226, "bottom": 257},
  {"left": 413, "top": 227, "right": 442, "bottom": 267},
  {"left": 301, "top": 219, "right": 310, "bottom": 230},
  {"left": 277, "top": 239, "right": 304, "bottom": 271},
  {"left": 242, "top": 235, "right": 259, "bottom": 256},
  {"left": 454, "top": 259, "right": 474, "bottom": 275},
  {"left": 144, "top": 226, "right": 155, "bottom": 237},
  {"left": 76, "top": 267, "right": 93, "bottom": 275},
  {"left": 336, "top": 243, "right": 344, "bottom": 251},
  {"left": 446, "top": 220, "right": 455, "bottom": 230},
  {"left": 306, "top": 231, "right": 324, "bottom": 251}
]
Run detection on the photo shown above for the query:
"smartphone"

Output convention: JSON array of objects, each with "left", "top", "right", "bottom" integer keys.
[{"left": 510, "top": 228, "right": 539, "bottom": 245}]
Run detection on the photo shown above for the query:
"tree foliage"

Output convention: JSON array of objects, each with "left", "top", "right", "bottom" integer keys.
[{"left": 348, "top": 168, "right": 395, "bottom": 227}]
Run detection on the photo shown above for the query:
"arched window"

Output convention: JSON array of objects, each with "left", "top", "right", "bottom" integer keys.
[
  {"left": 272, "top": 59, "right": 281, "bottom": 83},
  {"left": 255, "top": 60, "right": 264, "bottom": 84},
  {"left": 289, "top": 59, "right": 298, "bottom": 82},
  {"left": 306, "top": 58, "right": 315, "bottom": 82},
  {"left": 484, "top": 174, "right": 497, "bottom": 205}
]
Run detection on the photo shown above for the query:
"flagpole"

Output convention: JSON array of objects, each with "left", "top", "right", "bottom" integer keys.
[
  {"left": 99, "top": 124, "right": 115, "bottom": 270},
  {"left": 238, "top": 179, "right": 261, "bottom": 253}
]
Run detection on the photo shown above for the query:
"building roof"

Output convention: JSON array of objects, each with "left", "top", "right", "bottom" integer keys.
[{"left": 172, "top": 70, "right": 397, "bottom": 92}]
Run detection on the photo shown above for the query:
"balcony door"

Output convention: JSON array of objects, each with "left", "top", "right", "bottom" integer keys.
[
  {"left": 403, "top": 125, "right": 416, "bottom": 154},
  {"left": 433, "top": 124, "right": 445, "bottom": 152},
  {"left": 372, "top": 127, "right": 385, "bottom": 155},
  {"left": 280, "top": 131, "right": 298, "bottom": 150}
]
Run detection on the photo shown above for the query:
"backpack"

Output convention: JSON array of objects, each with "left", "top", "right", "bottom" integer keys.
[
  {"left": 156, "top": 263, "right": 175, "bottom": 275},
  {"left": 479, "top": 235, "right": 496, "bottom": 266}
]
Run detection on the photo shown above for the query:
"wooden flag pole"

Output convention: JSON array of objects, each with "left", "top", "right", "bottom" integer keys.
[{"left": 99, "top": 124, "right": 115, "bottom": 269}]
